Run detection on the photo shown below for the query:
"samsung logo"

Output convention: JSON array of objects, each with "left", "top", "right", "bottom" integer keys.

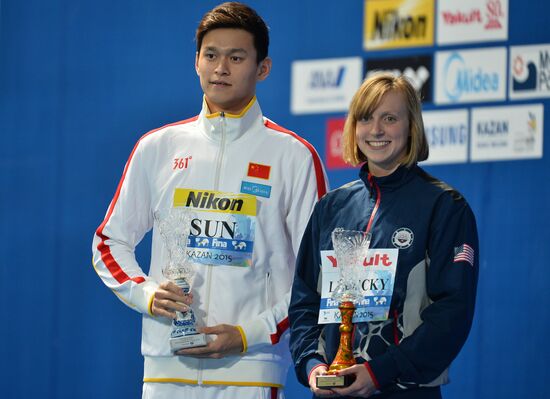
[{"left": 425, "top": 124, "right": 467, "bottom": 146}]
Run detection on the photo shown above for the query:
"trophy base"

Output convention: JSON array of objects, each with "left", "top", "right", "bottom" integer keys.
[
  {"left": 170, "top": 333, "right": 207, "bottom": 351},
  {"left": 316, "top": 373, "right": 354, "bottom": 389}
]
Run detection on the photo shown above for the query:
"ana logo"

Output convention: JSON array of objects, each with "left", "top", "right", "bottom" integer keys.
[
  {"left": 309, "top": 66, "right": 346, "bottom": 89},
  {"left": 392, "top": 228, "right": 414, "bottom": 249},
  {"left": 485, "top": 0, "right": 504, "bottom": 30},
  {"left": 173, "top": 156, "right": 192, "bottom": 170},
  {"left": 443, "top": 52, "right": 500, "bottom": 101}
]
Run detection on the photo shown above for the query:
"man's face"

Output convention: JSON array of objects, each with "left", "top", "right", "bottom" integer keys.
[{"left": 195, "top": 28, "right": 271, "bottom": 114}]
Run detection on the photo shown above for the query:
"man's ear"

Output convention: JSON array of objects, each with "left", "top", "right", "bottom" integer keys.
[{"left": 257, "top": 57, "right": 272, "bottom": 81}]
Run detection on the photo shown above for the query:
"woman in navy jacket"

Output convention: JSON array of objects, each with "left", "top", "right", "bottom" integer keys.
[{"left": 289, "top": 73, "right": 479, "bottom": 398}]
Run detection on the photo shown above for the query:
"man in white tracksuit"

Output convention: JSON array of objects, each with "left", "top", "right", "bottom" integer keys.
[{"left": 91, "top": 2, "right": 328, "bottom": 399}]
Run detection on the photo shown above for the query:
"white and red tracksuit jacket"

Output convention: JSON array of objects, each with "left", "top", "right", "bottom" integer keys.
[{"left": 92, "top": 97, "right": 328, "bottom": 388}]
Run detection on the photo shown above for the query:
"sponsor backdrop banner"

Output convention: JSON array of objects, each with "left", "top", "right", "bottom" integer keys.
[
  {"left": 365, "top": 54, "right": 433, "bottom": 102},
  {"left": 437, "top": 0, "right": 508, "bottom": 45},
  {"left": 3, "top": 1, "right": 550, "bottom": 399},
  {"left": 422, "top": 109, "right": 469, "bottom": 165},
  {"left": 291, "top": 57, "right": 362, "bottom": 114},
  {"left": 325, "top": 117, "right": 352, "bottom": 170},
  {"left": 470, "top": 104, "right": 544, "bottom": 161},
  {"left": 364, "top": 0, "right": 434, "bottom": 50},
  {"left": 434, "top": 47, "right": 507, "bottom": 104},
  {"left": 509, "top": 44, "right": 550, "bottom": 100}
]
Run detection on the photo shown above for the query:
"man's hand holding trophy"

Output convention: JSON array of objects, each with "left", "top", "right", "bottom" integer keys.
[{"left": 154, "top": 207, "right": 207, "bottom": 351}]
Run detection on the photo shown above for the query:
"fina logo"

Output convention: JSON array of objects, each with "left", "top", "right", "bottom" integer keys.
[
  {"left": 512, "top": 55, "right": 537, "bottom": 91},
  {"left": 309, "top": 66, "right": 346, "bottom": 89},
  {"left": 443, "top": 52, "right": 500, "bottom": 102}
]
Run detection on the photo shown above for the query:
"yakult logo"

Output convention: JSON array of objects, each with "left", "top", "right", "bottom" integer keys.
[
  {"left": 326, "top": 253, "right": 393, "bottom": 268},
  {"left": 436, "top": 0, "right": 508, "bottom": 45}
]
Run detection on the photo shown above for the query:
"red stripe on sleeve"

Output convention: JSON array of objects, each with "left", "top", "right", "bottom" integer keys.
[
  {"left": 95, "top": 116, "right": 199, "bottom": 285},
  {"left": 393, "top": 310, "right": 400, "bottom": 345},
  {"left": 264, "top": 120, "right": 327, "bottom": 199},
  {"left": 364, "top": 362, "right": 381, "bottom": 390},
  {"left": 270, "top": 317, "right": 290, "bottom": 345}
]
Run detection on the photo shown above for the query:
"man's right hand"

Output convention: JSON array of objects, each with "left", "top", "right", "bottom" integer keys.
[{"left": 151, "top": 281, "right": 193, "bottom": 319}]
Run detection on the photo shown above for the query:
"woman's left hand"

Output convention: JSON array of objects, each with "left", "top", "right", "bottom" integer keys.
[{"left": 330, "top": 364, "right": 378, "bottom": 397}]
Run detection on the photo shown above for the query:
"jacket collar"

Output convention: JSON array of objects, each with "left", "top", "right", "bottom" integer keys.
[
  {"left": 197, "top": 96, "right": 264, "bottom": 142},
  {"left": 359, "top": 163, "right": 417, "bottom": 191}
]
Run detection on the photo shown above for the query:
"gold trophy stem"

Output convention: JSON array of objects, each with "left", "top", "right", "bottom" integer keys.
[{"left": 327, "top": 301, "right": 356, "bottom": 373}]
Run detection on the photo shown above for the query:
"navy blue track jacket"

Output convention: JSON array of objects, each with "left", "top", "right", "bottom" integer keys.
[{"left": 289, "top": 164, "right": 479, "bottom": 394}]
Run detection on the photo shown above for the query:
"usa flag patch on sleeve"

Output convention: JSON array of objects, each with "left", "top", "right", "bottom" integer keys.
[{"left": 453, "top": 244, "right": 474, "bottom": 267}]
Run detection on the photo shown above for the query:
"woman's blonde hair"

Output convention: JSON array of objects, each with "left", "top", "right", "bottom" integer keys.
[{"left": 342, "top": 72, "right": 429, "bottom": 166}]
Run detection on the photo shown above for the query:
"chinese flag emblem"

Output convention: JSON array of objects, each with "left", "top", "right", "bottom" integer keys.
[{"left": 247, "top": 162, "right": 271, "bottom": 179}]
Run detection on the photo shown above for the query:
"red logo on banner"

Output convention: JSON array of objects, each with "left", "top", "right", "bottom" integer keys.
[
  {"left": 247, "top": 162, "right": 271, "bottom": 179},
  {"left": 326, "top": 117, "right": 352, "bottom": 169},
  {"left": 485, "top": 0, "right": 504, "bottom": 29}
]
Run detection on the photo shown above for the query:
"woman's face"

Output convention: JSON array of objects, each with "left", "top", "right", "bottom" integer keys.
[{"left": 355, "top": 90, "right": 410, "bottom": 177}]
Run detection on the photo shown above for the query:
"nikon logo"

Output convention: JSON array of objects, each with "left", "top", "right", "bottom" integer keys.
[
  {"left": 173, "top": 188, "right": 256, "bottom": 216},
  {"left": 186, "top": 191, "right": 243, "bottom": 212},
  {"left": 373, "top": 10, "right": 427, "bottom": 41}
]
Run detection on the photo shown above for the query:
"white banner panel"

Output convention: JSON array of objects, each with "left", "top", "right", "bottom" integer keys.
[
  {"left": 435, "top": 47, "right": 507, "bottom": 104},
  {"left": 471, "top": 104, "right": 544, "bottom": 162},
  {"left": 364, "top": 0, "right": 434, "bottom": 50},
  {"left": 422, "top": 109, "right": 469, "bottom": 165},
  {"left": 291, "top": 57, "right": 363, "bottom": 114},
  {"left": 509, "top": 44, "right": 550, "bottom": 100},
  {"left": 437, "top": 0, "right": 508, "bottom": 45}
]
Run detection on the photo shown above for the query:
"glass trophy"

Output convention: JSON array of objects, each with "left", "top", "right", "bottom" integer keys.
[
  {"left": 154, "top": 208, "right": 207, "bottom": 351},
  {"left": 317, "top": 228, "right": 372, "bottom": 389}
]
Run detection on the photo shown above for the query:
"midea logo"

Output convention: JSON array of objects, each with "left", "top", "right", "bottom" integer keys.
[{"left": 443, "top": 52, "right": 500, "bottom": 101}]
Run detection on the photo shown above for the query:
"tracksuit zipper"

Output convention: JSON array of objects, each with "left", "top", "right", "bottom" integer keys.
[{"left": 198, "top": 112, "right": 227, "bottom": 384}]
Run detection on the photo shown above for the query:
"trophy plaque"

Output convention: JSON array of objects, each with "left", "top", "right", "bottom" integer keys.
[
  {"left": 154, "top": 208, "right": 207, "bottom": 351},
  {"left": 317, "top": 228, "right": 371, "bottom": 389}
]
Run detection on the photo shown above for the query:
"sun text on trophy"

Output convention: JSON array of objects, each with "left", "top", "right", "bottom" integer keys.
[
  {"left": 154, "top": 208, "right": 207, "bottom": 351},
  {"left": 317, "top": 228, "right": 372, "bottom": 389}
]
